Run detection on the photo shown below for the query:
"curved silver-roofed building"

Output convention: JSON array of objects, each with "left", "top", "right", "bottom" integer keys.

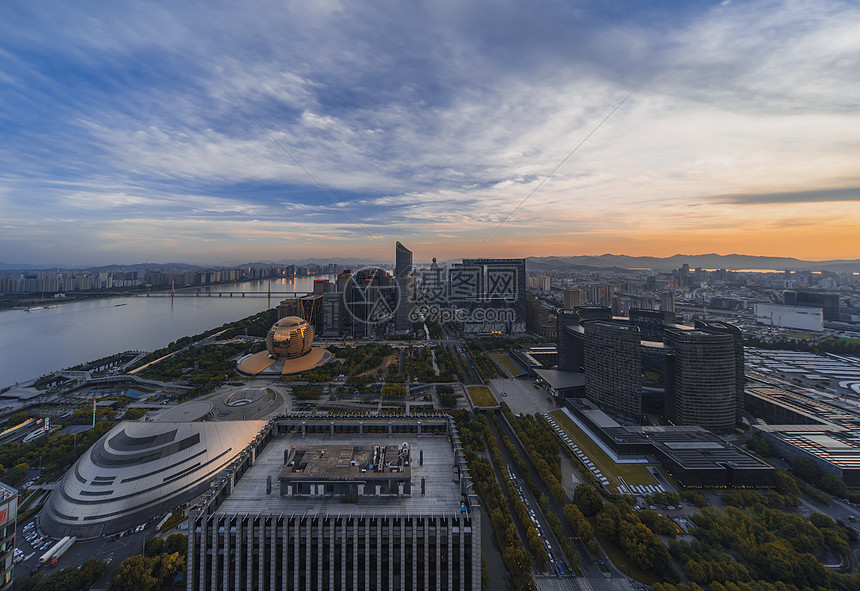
[{"left": 40, "top": 420, "right": 267, "bottom": 539}]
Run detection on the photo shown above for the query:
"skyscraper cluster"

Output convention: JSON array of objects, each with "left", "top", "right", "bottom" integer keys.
[{"left": 557, "top": 307, "right": 743, "bottom": 431}]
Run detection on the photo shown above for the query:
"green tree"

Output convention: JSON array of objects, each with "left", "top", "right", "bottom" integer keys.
[
  {"left": 746, "top": 435, "right": 771, "bottom": 456},
  {"left": 574, "top": 484, "right": 602, "bottom": 517},
  {"left": 109, "top": 555, "right": 159, "bottom": 591},
  {"left": 151, "top": 552, "right": 185, "bottom": 585},
  {"left": 144, "top": 536, "right": 165, "bottom": 556},
  {"left": 165, "top": 533, "right": 188, "bottom": 556},
  {"left": 817, "top": 473, "right": 847, "bottom": 498},
  {"left": 76, "top": 557, "right": 108, "bottom": 589},
  {"left": 774, "top": 470, "right": 800, "bottom": 497},
  {"left": 790, "top": 456, "right": 821, "bottom": 483},
  {"left": 4, "top": 462, "right": 28, "bottom": 484},
  {"left": 439, "top": 392, "right": 457, "bottom": 408}
]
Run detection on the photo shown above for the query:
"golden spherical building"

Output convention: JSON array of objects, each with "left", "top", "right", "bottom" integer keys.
[
  {"left": 238, "top": 316, "right": 332, "bottom": 376},
  {"left": 265, "top": 316, "right": 314, "bottom": 359}
]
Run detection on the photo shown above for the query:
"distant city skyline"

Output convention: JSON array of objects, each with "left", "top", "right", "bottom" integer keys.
[{"left": 2, "top": 1, "right": 859, "bottom": 266}]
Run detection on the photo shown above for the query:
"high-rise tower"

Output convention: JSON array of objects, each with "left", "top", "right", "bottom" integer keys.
[{"left": 394, "top": 241, "right": 413, "bottom": 333}]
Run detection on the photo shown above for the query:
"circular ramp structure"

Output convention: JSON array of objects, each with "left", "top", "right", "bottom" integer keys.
[{"left": 40, "top": 420, "right": 268, "bottom": 539}]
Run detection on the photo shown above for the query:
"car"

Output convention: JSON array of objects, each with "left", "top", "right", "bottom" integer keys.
[
  {"left": 849, "top": 515, "right": 857, "bottom": 521},
  {"left": 667, "top": 505, "right": 676, "bottom": 510}
]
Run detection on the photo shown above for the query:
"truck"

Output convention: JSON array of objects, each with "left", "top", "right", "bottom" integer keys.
[
  {"left": 50, "top": 536, "right": 76, "bottom": 565},
  {"left": 38, "top": 536, "right": 69, "bottom": 566}
]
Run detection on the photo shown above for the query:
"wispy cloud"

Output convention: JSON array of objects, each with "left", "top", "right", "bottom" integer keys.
[
  {"left": 716, "top": 187, "right": 860, "bottom": 204},
  {"left": 1, "top": 0, "right": 859, "bottom": 264}
]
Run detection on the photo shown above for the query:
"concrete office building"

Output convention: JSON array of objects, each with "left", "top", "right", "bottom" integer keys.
[
  {"left": 187, "top": 415, "right": 481, "bottom": 591},
  {"left": 563, "top": 288, "right": 582, "bottom": 309},
  {"left": 584, "top": 322, "right": 642, "bottom": 420},
  {"left": 555, "top": 307, "right": 741, "bottom": 430},
  {"left": 0, "top": 483, "right": 17, "bottom": 591},
  {"left": 450, "top": 258, "right": 526, "bottom": 334},
  {"left": 322, "top": 292, "right": 343, "bottom": 336},
  {"left": 278, "top": 294, "right": 325, "bottom": 334},
  {"left": 565, "top": 399, "right": 775, "bottom": 488},
  {"left": 664, "top": 328, "right": 737, "bottom": 432},
  {"left": 695, "top": 320, "right": 744, "bottom": 419},
  {"left": 754, "top": 303, "right": 824, "bottom": 332},
  {"left": 784, "top": 290, "right": 840, "bottom": 321},
  {"left": 660, "top": 292, "right": 675, "bottom": 314},
  {"left": 747, "top": 387, "right": 860, "bottom": 487}
]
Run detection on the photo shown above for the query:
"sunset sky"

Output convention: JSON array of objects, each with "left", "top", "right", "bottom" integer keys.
[{"left": 1, "top": 0, "right": 859, "bottom": 266}]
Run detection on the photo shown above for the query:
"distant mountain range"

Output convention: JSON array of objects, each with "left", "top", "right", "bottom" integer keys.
[
  {"left": 0, "top": 261, "right": 203, "bottom": 272},
  {"left": 0, "top": 258, "right": 385, "bottom": 272},
  {"left": 525, "top": 254, "right": 860, "bottom": 273},
  {"left": 4, "top": 253, "right": 859, "bottom": 273}
]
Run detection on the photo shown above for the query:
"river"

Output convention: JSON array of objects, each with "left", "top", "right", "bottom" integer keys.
[{"left": 0, "top": 276, "right": 335, "bottom": 389}]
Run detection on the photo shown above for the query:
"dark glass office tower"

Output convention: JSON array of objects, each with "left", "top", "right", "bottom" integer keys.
[{"left": 394, "top": 241, "right": 413, "bottom": 333}]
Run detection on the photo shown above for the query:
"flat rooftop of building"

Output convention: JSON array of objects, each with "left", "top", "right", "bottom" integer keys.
[
  {"left": 0, "top": 481, "right": 17, "bottom": 501},
  {"left": 280, "top": 444, "right": 411, "bottom": 482},
  {"left": 565, "top": 398, "right": 772, "bottom": 472},
  {"left": 747, "top": 387, "right": 860, "bottom": 427},
  {"left": 640, "top": 339, "right": 672, "bottom": 350},
  {"left": 533, "top": 369, "right": 586, "bottom": 391},
  {"left": 754, "top": 424, "right": 860, "bottom": 471},
  {"left": 217, "top": 433, "right": 462, "bottom": 516}
]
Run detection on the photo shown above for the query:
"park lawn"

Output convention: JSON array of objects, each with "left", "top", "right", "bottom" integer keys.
[
  {"left": 358, "top": 354, "right": 398, "bottom": 377},
  {"left": 549, "top": 410, "right": 660, "bottom": 490},
  {"left": 467, "top": 386, "right": 498, "bottom": 407},
  {"left": 490, "top": 352, "right": 524, "bottom": 377}
]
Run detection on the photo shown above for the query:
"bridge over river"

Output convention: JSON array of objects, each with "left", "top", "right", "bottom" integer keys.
[{"left": 138, "top": 291, "right": 314, "bottom": 298}]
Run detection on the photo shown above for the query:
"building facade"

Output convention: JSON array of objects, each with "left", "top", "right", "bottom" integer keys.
[
  {"left": 784, "top": 290, "right": 840, "bottom": 321},
  {"left": 450, "top": 258, "right": 526, "bottom": 334},
  {"left": 394, "top": 242, "right": 413, "bottom": 333},
  {"left": 0, "top": 482, "right": 17, "bottom": 591},
  {"left": 665, "top": 328, "right": 737, "bottom": 432},
  {"left": 584, "top": 322, "right": 642, "bottom": 419},
  {"left": 563, "top": 288, "right": 582, "bottom": 309},
  {"left": 187, "top": 415, "right": 481, "bottom": 591}
]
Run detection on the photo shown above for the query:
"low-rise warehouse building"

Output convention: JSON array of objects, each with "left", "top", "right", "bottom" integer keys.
[{"left": 564, "top": 399, "right": 775, "bottom": 488}]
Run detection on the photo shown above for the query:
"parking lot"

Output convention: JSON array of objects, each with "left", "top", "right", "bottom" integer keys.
[{"left": 14, "top": 514, "right": 175, "bottom": 582}]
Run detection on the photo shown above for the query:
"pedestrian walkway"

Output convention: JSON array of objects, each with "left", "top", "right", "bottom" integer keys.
[
  {"left": 542, "top": 413, "right": 611, "bottom": 488},
  {"left": 542, "top": 412, "right": 665, "bottom": 495},
  {"left": 614, "top": 483, "right": 665, "bottom": 495}
]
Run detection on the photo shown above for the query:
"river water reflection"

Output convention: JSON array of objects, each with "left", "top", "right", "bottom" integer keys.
[{"left": 0, "top": 276, "right": 333, "bottom": 389}]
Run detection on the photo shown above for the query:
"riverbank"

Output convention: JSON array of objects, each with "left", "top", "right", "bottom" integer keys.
[
  {"left": 0, "top": 291, "right": 135, "bottom": 311},
  {"left": 0, "top": 273, "right": 336, "bottom": 311},
  {"left": 0, "top": 275, "right": 334, "bottom": 389}
]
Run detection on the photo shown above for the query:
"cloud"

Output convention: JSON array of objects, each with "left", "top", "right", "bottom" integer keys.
[
  {"left": 1, "top": 0, "right": 860, "bottom": 264},
  {"left": 716, "top": 187, "right": 860, "bottom": 204}
]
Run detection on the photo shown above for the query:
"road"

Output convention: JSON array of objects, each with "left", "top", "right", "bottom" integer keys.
[{"left": 486, "top": 410, "right": 633, "bottom": 591}]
